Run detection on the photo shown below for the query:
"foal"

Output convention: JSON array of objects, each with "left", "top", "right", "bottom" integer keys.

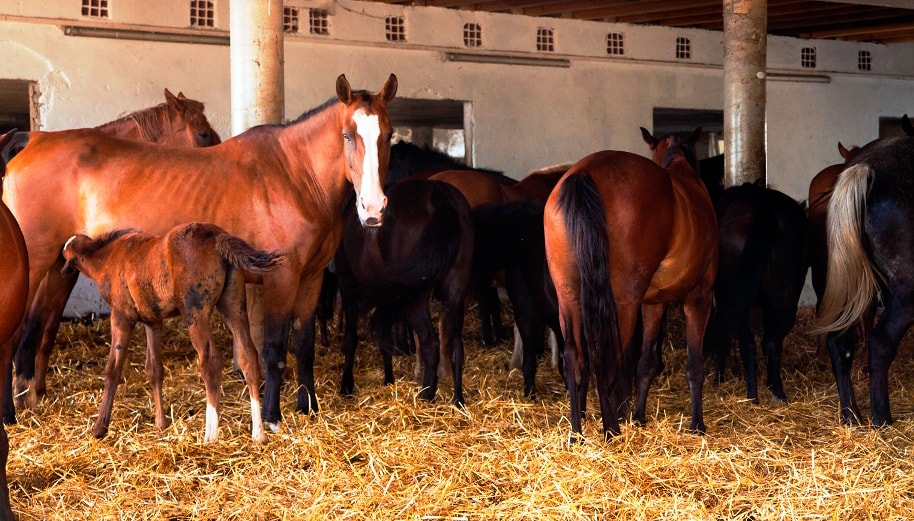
[{"left": 62, "top": 223, "right": 284, "bottom": 444}]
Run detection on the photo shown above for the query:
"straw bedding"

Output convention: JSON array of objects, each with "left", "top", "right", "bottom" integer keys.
[{"left": 8, "top": 306, "right": 914, "bottom": 520}]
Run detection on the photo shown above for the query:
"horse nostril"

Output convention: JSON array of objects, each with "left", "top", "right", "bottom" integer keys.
[{"left": 364, "top": 216, "right": 381, "bottom": 227}]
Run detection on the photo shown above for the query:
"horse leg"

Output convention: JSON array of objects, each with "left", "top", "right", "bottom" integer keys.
[
  {"left": 93, "top": 314, "right": 136, "bottom": 439},
  {"left": 0, "top": 338, "right": 15, "bottom": 520},
  {"left": 216, "top": 275, "right": 267, "bottom": 444},
  {"left": 258, "top": 272, "right": 299, "bottom": 427},
  {"left": 634, "top": 304, "right": 665, "bottom": 427},
  {"left": 142, "top": 323, "right": 170, "bottom": 430},
  {"left": 562, "top": 328, "right": 586, "bottom": 443},
  {"left": 33, "top": 269, "right": 80, "bottom": 396},
  {"left": 867, "top": 301, "right": 913, "bottom": 427},
  {"left": 737, "top": 326, "right": 759, "bottom": 403},
  {"left": 407, "top": 302, "right": 440, "bottom": 402},
  {"left": 761, "top": 302, "right": 795, "bottom": 405},
  {"left": 339, "top": 290, "right": 361, "bottom": 396},
  {"left": 185, "top": 309, "right": 222, "bottom": 443},
  {"left": 682, "top": 290, "right": 713, "bottom": 434},
  {"left": 825, "top": 329, "right": 862, "bottom": 424},
  {"left": 438, "top": 292, "right": 467, "bottom": 408}
]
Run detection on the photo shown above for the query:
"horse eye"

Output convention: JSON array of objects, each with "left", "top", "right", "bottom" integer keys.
[
  {"left": 197, "top": 130, "right": 211, "bottom": 140},
  {"left": 343, "top": 133, "right": 352, "bottom": 144}
]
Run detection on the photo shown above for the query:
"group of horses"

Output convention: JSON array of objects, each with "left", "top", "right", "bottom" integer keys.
[{"left": 0, "top": 73, "right": 913, "bottom": 520}]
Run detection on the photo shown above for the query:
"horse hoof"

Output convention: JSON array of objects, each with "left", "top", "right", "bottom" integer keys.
[
  {"left": 92, "top": 428, "right": 109, "bottom": 439},
  {"left": 265, "top": 421, "right": 281, "bottom": 434}
]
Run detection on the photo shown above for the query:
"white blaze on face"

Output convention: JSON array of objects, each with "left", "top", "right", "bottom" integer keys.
[{"left": 353, "top": 109, "right": 387, "bottom": 225}]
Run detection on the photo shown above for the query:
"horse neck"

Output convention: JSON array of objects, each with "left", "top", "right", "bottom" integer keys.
[
  {"left": 277, "top": 105, "right": 350, "bottom": 214},
  {"left": 94, "top": 104, "right": 170, "bottom": 143}
]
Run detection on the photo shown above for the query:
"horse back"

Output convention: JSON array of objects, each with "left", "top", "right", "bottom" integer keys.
[{"left": 430, "top": 169, "right": 507, "bottom": 208}]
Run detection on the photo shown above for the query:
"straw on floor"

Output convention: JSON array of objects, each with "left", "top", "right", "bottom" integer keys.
[{"left": 8, "top": 306, "right": 914, "bottom": 520}]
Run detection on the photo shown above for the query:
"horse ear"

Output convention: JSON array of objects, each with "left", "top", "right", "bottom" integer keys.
[
  {"left": 902, "top": 114, "right": 914, "bottom": 136},
  {"left": 177, "top": 91, "right": 187, "bottom": 101},
  {"left": 640, "top": 127, "right": 659, "bottom": 148},
  {"left": 164, "top": 88, "right": 184, "bottom": 111},
  {"left": 336, "top": 74, "right": 353, "bottom": 105},
  {"left": 380, "top": 73, "right": 398, "bottom": 103},
  {"left": 838, "top": 142, "right": 850, "bottom": 159},
  {"left": 689, "top": 127, "right": 703, "bottom": 144}
]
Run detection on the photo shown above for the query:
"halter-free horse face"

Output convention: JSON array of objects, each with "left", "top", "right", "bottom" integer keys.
[
  {"left": 544, "top": 127, "right": 717, "bottom": 441},
  {"left": 61, "top": 223, "right": 283, "bottom": 444},
  {"left": 3, "top": 73, "right": 398, "bottom": 432}
]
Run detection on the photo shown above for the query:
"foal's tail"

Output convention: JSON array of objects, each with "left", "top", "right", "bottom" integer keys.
[
  {"left": 216, "top": 233, "right": 286, "bottom": 274},
  {"left": 554, "top": 172, "right": 622, "bottom": 387},
  {"left": 814, "top": 163, "right": 879, "bottom": 334}
]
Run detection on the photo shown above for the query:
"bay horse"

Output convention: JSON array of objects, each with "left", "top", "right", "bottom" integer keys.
[
  {"left": 334, "top": 179, "right": 473, "bottom": 406},
  {"left": 387, "top": 140, "right": 505, "bottom": 183},
  {"left": 61, "top": 223, "right": 283, "bottom": 443},
  {"left": 3, "top": 73, "right": 398, "bottom": 432},
  {"left": 0, "top": 129, "right": 29, "bottom": 521},
  {"left": 543, "top": 127, "right": 717, "bottom": 440},
  {"left": 816, "top": 135, "right": 914, "bottom": 427},
  {"left": 5, "top": 89, "right": 222, "bottom": 423}
]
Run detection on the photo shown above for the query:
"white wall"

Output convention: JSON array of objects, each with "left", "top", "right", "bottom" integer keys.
[{"left": 3, "top": 0, "right": 914, "bottom": 309}]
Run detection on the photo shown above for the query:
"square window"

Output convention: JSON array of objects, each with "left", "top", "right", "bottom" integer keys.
[
  {"left": 309, "top": 9, "right": 330, "bottom": 35},
  {"left": 283, "top": 6, "right": 299, "bottom": 33},
  {"left": 386, "top": 16, "right": 406, "bottom": 42},
  {"left": 858, "top": 50, "right": 872, "bottom": 72},
  {"left": 537, "top": 27, "right": 554, "bottom": 52},
  {"left": 676, "top": 37, "right": 691, "bottom": 60},
  {"left": 801, "top": 47, "right": 817, "bottom": 68},
  {"left": 81, "top": 0, "right": 108, "bottom": 18},
  {"left": 606, "top": 32, "right": 624, "bottom": 56},
  {"left": 464, "top": 22, "right": 481, "bottom": 48},
  {"left": 190, "top": 0, "right": 215, "bottom": 28}
]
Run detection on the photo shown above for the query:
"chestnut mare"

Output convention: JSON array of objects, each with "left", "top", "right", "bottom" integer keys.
[
  {"left": 543, "top": 128, "right": 717, "bottom": 441},
  {"left": 3, "top": 74, "right": 398, "bottom": 431},
  {"left": 5, "top": 89, "right": 222, "bottom": 423},
  {"left": 0, "top": 129, "right": 29, "bottom": 520}
]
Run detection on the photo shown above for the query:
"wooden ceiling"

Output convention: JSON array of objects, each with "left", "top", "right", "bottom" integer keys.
[{"left": 369, "top": 1, "right": 914, "bottom": 44}]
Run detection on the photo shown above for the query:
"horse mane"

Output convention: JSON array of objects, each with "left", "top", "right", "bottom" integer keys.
[
  {"left": 72, "top": 229, "right": 139, "bottom": 256},
  {"left": 94, "top": 102, "right": 192, "bottom": 142}
]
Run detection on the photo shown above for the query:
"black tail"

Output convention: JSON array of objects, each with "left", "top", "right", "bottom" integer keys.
[{"left": 555, "top": 172, "right": 621, "bottom": 391}]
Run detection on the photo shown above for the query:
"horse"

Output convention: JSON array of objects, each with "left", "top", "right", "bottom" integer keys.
[
  {"left": 543, "top": 127, "right": 717, "bottom": 440},
  {"left": 387, "top": 140, "right": 505, "bottom": 183},
  {"left": 61, "top": 223, "right": 283, "bottom": 443},
  {"left": 4, "top": 89, "right": 222, "bottom": 423},
  {"left": 0, "top": 129, "right": 29, "bottom": 521},
  {"left": 3, "top": 73, "right": 398, "bottom": 432},
  {"left": 699, "top": 169, "right": 809, "bottom": 404},
  {"left": 816, "top": 135, "right": 914, "bottom": 427},
  {"left": 0, "top": 88, "right": 220, "bottom": 164},
  {"left": 334, "top": 179, "right": 473, "bottom": 406},
  {"left": 473, "top": 200, "right": 562, "bottom": 399}
]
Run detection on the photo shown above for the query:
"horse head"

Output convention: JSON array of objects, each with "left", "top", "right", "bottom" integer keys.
[
  {"left": 163, "top": 88, "right": 221, "bottom": 147},
  {"left": 336, "top": 73, "right": 398, "bottom": 227},
  {"left": 640, "top": 126, "right": 702, "bottom": 173}
]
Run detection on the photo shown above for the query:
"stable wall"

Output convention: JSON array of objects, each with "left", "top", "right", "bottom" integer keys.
[{"left": 2, "top": 0, "right": 914, "bottom": 309}]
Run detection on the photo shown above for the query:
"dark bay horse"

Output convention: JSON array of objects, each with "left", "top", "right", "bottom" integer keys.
[
  {"left": 3, "top": 74, "right": 398, "bottom": 432},
  {"left": 334, "top": 179, "right": 474, "bottom": 406},
  {"left": 61, "top": 223, "right": 283, "bottom": 443},
  {"left": 387, "top": 140, "right": 504, "bottom": 183},
  {"left": 702, "top": 178, "right": 809, "bottom": 404},
  {"left": 0, "top": 129, "right": 29, "bottom": 521},
  {"left": 6, "top": 89, "right": 222, "bottom": 422},
  {"left": 816, "top": 135, "right": 914, "bottom": 427},
  {"left": 543, "top": 127, "right": 717, "bottom": 440}
]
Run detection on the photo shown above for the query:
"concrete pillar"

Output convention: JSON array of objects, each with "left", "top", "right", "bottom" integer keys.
[
  {"left": 723, "top": 0, "right": 767, "bottom": 187},
  {"left": 230, "top": 0, "right": 284, "bottom": 135},
  {"left": 230, "top": 0, "right": 285, "bottom": 352}
]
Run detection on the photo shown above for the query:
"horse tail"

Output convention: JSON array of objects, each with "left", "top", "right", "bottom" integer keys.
[
  {"left": 555, "top": 172, "right": 621, "bottom": 388},
  {"left": 215, "top": 233, "right": 286, "bottom": 274},
  {"left": 814, "top": 163, "right": 879, "bottom": 334}
]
